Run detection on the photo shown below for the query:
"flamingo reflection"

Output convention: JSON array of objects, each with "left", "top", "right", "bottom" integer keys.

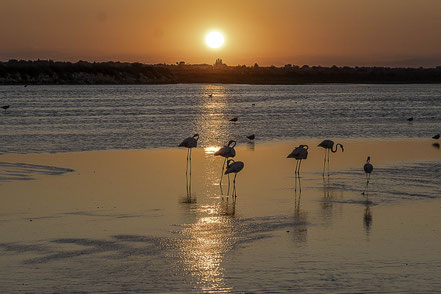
[
  {"left": 318, "top": 139, "right": 344, "bottom": 177},
  {"left": 363, "top": 204, "right": 373, "bottom": 234}
]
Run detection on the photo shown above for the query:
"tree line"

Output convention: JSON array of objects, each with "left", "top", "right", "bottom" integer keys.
[{"left": 1, "top": 59, "right": 441, "bottom": 85}]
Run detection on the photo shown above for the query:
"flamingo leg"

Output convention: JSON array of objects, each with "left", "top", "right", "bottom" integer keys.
[
  {"left": 362, "top": 173, "right": 370, "bottom": 195},
  {"left": 322, "top": 151, "right": 327, "bottom": 176},
  {"left": 298, "top": 159, "right": 302, "bottom": 175},
  {"left": 227, "top": 173, "right": 231, "bottom": 195},
  {"left": 220, "top": 158, "right": 226, "bottom": 185},
  {"left": 233, "top": 173, "right": 237, "bottom": 198},
  {"left": 328, "top": 149, "right": 331, "bottom": 177}
]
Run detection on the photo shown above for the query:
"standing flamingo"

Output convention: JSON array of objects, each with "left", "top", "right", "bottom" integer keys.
[
  {"left": 287, "top": 145, "right": 308, "bottom": 175},
  {"left": 179, "top": 134, "right": 199, "bottom": 196},
  {"left": 225, "top": 159, "right": 244, "bottom": 198},
  {"left": 318, "top": 139, "right": 344, "bottom": 176},
  {"left": 214, "top": 140, "right": 236, "bottom": 192},
  {"left": 362, "top": 156, "right": 373, "bottom": 196}
]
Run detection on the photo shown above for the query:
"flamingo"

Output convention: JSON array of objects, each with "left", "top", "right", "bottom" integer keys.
[
  {"left": 433, "top": 134, "right": 440, "bottom": 140},
  {"left": 287, "top": 145, "right": 308, "bottom": 175},
  {"left": 362, "top": 156, "right": 373, "bottom": 196},
  {"left": 318, "top": 139, "right": 344, "bottom": 176},
  {"left": 1, "top": 105, "right": 10, "bottom": 113},
  {"left": 179, "top": 133, "right": 199, "bottom": 176},
  {"left": 214, "top": 140, "right": 236, "bottom": 192},
  {"left": 225, "top": 159, "right": 244, "bottom": 198},
  {"left": 246, "top": 134, "right": 255, "bottom": 141}
]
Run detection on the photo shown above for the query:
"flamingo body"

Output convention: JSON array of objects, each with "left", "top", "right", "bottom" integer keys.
[
  {"left": 214, "top": 140, "right": 236, "bottom": 158},
  {"left": 225, "top": 161, "right": 244, "bottom": 175},
  {"left": 364, "top": 157, "right": 373, "bottom": 174},
  {"left": 287, "top": 145, "right": 308, "bottom": 160},
  {"left": 179, "top": 134, "right": 199, "bottom": 148}
]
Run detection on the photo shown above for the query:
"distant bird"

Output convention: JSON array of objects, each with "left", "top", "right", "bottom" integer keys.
[
  {"left": 179, "top": 134, "right": 199, "bottom": 175},
  {"left": 230, "top": 117, "right": 238, "bottom": 122},
  {"left": 252, "top": 103, "right": 256, "bottom": 106},
  {"left": 208, "top": 94, "right": 213, "bottom": 98},
  {"left": 432, "top": 134, "right": 440, "bottom": 140},
  {"left": 225, "top": 159, "right": 244, "bottom": 198},
  {"left": 1, "top": 105, "right": 10, "bottom": 112},
  {"left": 318, "top": 139, "right": 344, "bottom": 176},
  {"left": 362, "top": 156, "right": 373, "bottom": 196},
  {"left": 215, "top": 140, "right": 237, "bottom": 190},
  {"left": 24, "top": 85, "right": 27, "bottom": 88},
  {"left": 246, "top": 134, "right": 255, "bottom": 141},
  {"left": 287, "top": 145, "right": 308, "bottom": 174},
  {"left": 407, "top": 117, "right": 414, "bottom": 122}
]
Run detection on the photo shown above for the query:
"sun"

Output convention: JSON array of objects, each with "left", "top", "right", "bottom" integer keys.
[{"left": 205, "top": 32, "right": 224, "bottom": 49}]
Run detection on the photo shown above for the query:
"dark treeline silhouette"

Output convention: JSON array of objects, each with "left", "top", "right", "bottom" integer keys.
[{"left": 1, "top": 59, "right": 441, "bottom": 85}]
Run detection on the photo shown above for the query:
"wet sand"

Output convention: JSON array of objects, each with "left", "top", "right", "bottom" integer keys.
[{"left": 1, "top": 138, "right": 440, "bottom": 293}]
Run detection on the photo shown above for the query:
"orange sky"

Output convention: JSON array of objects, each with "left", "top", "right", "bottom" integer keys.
[{"left": 1, "top": 0, "right": 441, "bottom": 66}]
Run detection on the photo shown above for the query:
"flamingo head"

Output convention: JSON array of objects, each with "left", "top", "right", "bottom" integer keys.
[
  {"left": 193, "top": 134, "right": 199, "bottom": 140},
  {"left": 228, "top": 140, "right": 236, "bottom": 148},
  {"left": 227, "top": 159, "right": 235, "bottom": 167},
  {"left": 366, "top": 156, "right": 370, "bottom": 163}
]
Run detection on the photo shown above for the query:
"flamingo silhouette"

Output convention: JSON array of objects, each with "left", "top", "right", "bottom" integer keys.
[
  {"left": 362, "top": 156, "right": 373, "bottom": 196},
  {"left": 287, "top": 145, "right": 308, "bottom": 175},
  {"left": 318, "top": 139, "right": 344, "bottom": 176},
  {"left": 225, "top": 159, "right": 244, "bottom": 198},
  {"left": 179, "top": 134, "right": 199, "bottom": 190},
  {"left": 214, "top": 140, "right": 236, "bottom": 193}
]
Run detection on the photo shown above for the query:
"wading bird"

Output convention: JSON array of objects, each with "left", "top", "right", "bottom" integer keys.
[
  {"left": 179, "top": 134, "right": 199, "bottom": 174},
  {"left": 433, "top": 134, "right": 440, "bottom": 140},
  {"left": 407, "top": 117, "right": 414, "bottom": 121},
  {"left": 225, "top": 159, "right": 244, "bottom": 198},
  {"left": 246, "top": 134, "right": 255, "bottom": 141},
  {"left": 1, "top": 105, "right": 10, "bottom": 113},
  {"left": 214, "top": 140, "right": 236, "bottom": 192},
  {"left": 362, "top": 156, "right": 373, "bottom": 196},
  {"left": 287, "top": 145, "right": 308, "bottom": 175},
  {"left": 318, "top": 139, "right": 344, "bottom": 176}
]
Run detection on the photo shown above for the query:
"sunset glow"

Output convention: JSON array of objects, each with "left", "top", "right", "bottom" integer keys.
[{"left": 205, "top": 32, "right": 224, "bottom": 49}]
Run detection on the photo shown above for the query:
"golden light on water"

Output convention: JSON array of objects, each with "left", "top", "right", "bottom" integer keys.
[{"left": 204, "top": 146, "right": 221, "bottom": 155}]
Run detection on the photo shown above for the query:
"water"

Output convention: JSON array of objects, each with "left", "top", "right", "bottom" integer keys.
[{"left": 1, "top": 84, "right": 441, "bottom": 153}]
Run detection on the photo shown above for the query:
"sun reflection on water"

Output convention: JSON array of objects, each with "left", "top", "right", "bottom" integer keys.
[{"left": 177, "top": 85, "right": 238, "bottom": 292}]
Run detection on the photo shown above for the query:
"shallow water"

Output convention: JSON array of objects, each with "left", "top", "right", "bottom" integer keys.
[
  {"left": 1, "top": 84, "right": 441, "bottom": 153},
  {"left": 0, "top": 139, "right": 440, "bottom": 293}
]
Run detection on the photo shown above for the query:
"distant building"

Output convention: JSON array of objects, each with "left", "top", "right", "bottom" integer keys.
[{"left": 214, "top": 58, "right": 227, "bottom": 67}]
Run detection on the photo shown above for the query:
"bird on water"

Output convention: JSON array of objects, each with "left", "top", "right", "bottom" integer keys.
[
  {"left": 362, "top": 156, "right": 373, "bottom": 196},
  {"left": 247, "top": 134, "right": 255, "bottom": 141},
  {"left": 287, "top": 145, "right": 308, "bottom": 175},
  {"left": 224, "top": 159, "right": 244, "bottom": 198},
  {"left": 1, "top": 105, "right": 10, "bottom": 112},
  {"left": 230, "top": 117, "right": 238, "bottom": 122},
  {"left": 318, "top": 139, "right": 344, "bottom": 176},
  {"left": 407, "top": 117, "right": 414, "bottom": 122},
  {"left": 432, "top": 134, "right": 440, "bottom": 140}
]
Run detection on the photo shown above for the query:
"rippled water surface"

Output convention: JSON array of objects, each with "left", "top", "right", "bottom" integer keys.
[{"left": 1, "top": 84, "right": 441, "bottom": 153}]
